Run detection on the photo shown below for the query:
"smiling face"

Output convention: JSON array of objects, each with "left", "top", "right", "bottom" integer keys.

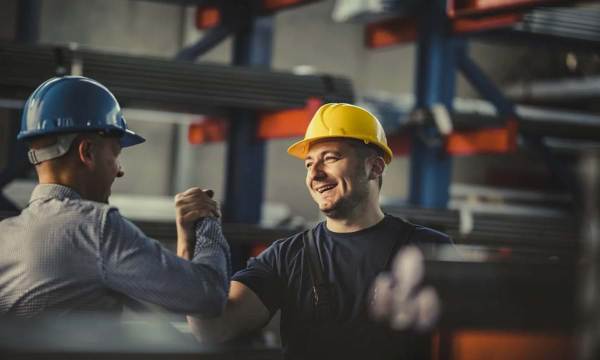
[{"left": 304, "top": 139, "right": 372, "bottom": 219}]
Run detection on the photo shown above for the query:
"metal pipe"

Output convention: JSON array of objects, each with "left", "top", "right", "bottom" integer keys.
[
  {"left": 577, "top": 149, "right": 600, "bottom": 360},
  {"left": 505, "top": 76, "right": 600, "bottom": 103}
]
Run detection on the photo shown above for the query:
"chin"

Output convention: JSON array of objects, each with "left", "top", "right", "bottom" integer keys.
[{"left": 320, "top": 203, "right": 341, "bottom": 218}]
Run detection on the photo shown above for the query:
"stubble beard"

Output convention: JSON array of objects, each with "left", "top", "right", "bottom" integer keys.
[{"left": 319, "top": 172, "right": 370, "bottom": 220}]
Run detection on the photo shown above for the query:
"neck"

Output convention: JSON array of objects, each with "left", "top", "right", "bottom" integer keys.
[
  {"left": 325, "top": 195, "right": 385, "bottom": 233},
  {"left": 37, "top": 167, "right": 90, "bottom": 201}
]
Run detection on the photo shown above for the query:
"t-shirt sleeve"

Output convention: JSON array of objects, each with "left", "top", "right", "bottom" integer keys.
[
  {"left": 412, "top": 225, "right": 453, "bottom": 245},
  {"left": 231, "top": 241, "right": 285, "bottom": 315}
]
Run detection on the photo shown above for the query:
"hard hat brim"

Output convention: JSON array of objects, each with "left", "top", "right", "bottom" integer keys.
[
  {"left": 287, "top": 135, "right": 392, "bottom": 164},
  {"left": 120, "top": 129, "right": 146, "bottom": 148}
]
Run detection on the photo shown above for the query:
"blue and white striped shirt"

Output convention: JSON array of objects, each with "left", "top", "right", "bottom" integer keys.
[{"left": 0, "top": 184, "right": 230, "bottom": 317}]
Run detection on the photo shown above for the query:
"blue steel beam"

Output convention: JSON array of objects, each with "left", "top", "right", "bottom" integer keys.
[
  {"left": 223, "top": 16, "right": 273, "bottom": 224},
  {"left": 457, "top": 49, "right": 516, "bottom": 117},
  {"left": 409, "top": 0, "right": 456, "bottom": 208}
]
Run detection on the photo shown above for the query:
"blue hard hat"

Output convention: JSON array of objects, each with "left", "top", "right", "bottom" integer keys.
[{"left": 18, "top": 76, "right": 145, "bottom": 147}]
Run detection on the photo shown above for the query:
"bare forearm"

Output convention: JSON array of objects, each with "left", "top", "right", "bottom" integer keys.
[
  {"left": 187, "top": 314, "right": 236, "bottom": 344},
  {"left": 176, "top": 224, "right": 194, "bottom": 259},
  {"left": 187, "top": 282, "right": 271, "bottom": 344}
]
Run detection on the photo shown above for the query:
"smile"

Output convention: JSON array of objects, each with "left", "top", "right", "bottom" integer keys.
[{"left": 315, "top": 184, "right": 336, "bottom": 193}]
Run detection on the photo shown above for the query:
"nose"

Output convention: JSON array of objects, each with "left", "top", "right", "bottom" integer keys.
[{"left": 307, "top": 161, "right": 326, "bottom": 182}]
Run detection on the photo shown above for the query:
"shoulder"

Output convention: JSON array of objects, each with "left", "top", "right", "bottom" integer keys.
[
  {"left": 56, "top": 197, "right": 114, "bottom": 220},
  {"left": 240, "top": 223, "right": 321, "bottom": 273},
  {"left": 385, "top": 214, "right": 452, "bottom": 245},
  {"left": 101, "top": 207, "right": 146, "bottom": 238},
  {"left": 257, "top": 227, "right": 308, "bottom": 263},
  {"left": 25, "top": 196, "right": 113, "bottom": 228}
]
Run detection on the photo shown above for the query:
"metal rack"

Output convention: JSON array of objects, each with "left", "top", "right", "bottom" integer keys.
[
  {"left": 0, "top": 42, "right": 352, "bottom": 115},
  {"left": 0, "top": 0, "right": 353, "bottom": 222},
  {"left": 364, "top": 0, "right": 599, "bottom": 208}
]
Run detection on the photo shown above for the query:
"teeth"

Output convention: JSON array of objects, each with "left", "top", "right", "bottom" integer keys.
[{"left": 317, "top": 184, "right": 335, "bottom": 193}]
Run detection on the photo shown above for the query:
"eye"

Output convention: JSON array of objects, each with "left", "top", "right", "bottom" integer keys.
[
  {"left": 324, "top": 155, "right": 339, "bottom": 163},
  {"left": 305, "top": 162, "right": 312, "bottom": 169}
]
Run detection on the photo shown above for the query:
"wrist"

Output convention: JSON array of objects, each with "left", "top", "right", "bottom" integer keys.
[{"left": 176, "top": 223, "right": 195, "bottom": 260}]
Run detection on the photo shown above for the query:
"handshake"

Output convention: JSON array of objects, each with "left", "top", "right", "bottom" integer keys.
[
  {"left": 174, "top": 187, "right": 221, "bottom": 260},
  {"left": 175, "top": 187, "right": 221, "bottom": 226}
]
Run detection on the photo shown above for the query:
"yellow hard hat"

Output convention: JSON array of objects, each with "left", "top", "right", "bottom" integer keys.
[{"left": 287, "top": 103, "right": 393, "bottom": 164}]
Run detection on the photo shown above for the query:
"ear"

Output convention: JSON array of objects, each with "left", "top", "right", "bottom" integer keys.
[
  {"left": 76, "top": 137, "right": 95, "bottom": 168},
  {"left": 367, "top": 156, "right": 385, "bottom": 181}
]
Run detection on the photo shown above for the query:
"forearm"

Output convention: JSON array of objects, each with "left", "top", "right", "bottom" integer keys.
[
  {"left": 187, "top": 314, "right": 236, "bottom": 344},
  {"left": 176, "top": 224, "right": 194, "bottom": 259},
  {"left": 191, "top": 218, "right": 231, "bottom": 295},
  {"left": 102, "top": 213, "right": 229, "bottom": 314},
  {"left": 187, "top": 281, "right": 271, "bottom": 344}
]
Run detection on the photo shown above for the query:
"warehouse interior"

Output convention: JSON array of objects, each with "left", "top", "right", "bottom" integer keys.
[{"left": 1, "top": 0, "right": 599, "bottom": 359}]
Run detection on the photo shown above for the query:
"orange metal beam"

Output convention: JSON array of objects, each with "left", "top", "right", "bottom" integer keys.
[
  {"left": 257, "top": 98, "right": 322, "bottom": 139},
  {"left": 187, "top": 99, "right": 322, "bottom": 145},
  {"left": 366, "top": 17, "right": 418, "bottom": 49},
  {"left": 445, "top": 120, "right": 518, "bottom": 155},
  {"left": 195, "top": 0, "right": 321, "bottom": 29},
  {"left": 366, "top": 0, "right": 592, "bottom": 48},
  {"left": 436, "top": 330, "right": 574, "bottom": 360},
  {"left": 262, "top": 0, "right": 320, "bottom": 12},
  {"left": 452, "top": 13, "right": 522, "bottom": 33},
  {"left": 366, "top": 12, "right": 520, "bottom": 49},
  {"left": 195, "top": 6, "right": 221, "bottom": 30},
  {"left": 448, "top": 0, "right": 564, "bottom": 18},
  {"left": 188, "top": 117, "right": 228, "bottom": 144}
]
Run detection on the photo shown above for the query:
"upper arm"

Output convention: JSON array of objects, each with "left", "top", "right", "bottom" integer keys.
[
  {"left": 188, "top": 281, "right": 271, "bottom": 343},
  {"left": 228, "top": 280, "right": 271, "bottom": 328}
]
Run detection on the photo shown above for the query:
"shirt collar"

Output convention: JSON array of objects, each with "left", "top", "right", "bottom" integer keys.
[{"left": 29, "top": 184, "right": 82, "bottom": 203}]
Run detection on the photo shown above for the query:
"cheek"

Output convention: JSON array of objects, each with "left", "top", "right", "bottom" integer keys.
[{"left": 305, "top": 173, "right": 310, "bottom": 188}]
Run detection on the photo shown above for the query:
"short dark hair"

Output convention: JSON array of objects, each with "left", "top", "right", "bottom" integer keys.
[{"left": 346, "top": 139, "right": 384, "bottom": 189}]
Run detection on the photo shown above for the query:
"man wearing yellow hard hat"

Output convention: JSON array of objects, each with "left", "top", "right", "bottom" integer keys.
[{"left": 184, "top": 103, "right": 451, "bottom": 359}]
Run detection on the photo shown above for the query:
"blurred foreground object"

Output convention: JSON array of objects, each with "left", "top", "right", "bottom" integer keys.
[
  {"left": 0, "top": 312, "right": 281, "bottom": 360},
  {"left": 371, "top": 246, "right": 441, "bottom": 332}
]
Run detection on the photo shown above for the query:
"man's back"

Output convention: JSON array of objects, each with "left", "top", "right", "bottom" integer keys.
[
  {"left": 0, "top": 184, "right": 122, "bottom": 316},
  {"left": 0, "top": 184, "right": 230, "bottom": 318}
]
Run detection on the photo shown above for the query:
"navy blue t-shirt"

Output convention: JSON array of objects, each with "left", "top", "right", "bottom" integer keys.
[{"left": 232, "top": 214, "right": 451, "bottom": 359}]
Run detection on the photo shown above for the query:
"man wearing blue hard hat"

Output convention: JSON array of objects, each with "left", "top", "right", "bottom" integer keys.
[{"left": 0, "top": 76, "right": 230, "bottom": 317}]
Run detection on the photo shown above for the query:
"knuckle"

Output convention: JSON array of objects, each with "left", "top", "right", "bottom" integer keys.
[{"left": 185, "top": 186, "right": 202, "bottom": 194}]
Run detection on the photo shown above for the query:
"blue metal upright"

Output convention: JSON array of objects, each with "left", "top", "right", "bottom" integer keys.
[
  {"left": 409, "top": 0, "right": 456, "bottom": 208},
  {"left": 223, "top": 16, "right": 273, "bottom": 224},
  {"left": 457, "top": 46, "right": 515, "bottom": 118},
  {"left": 0, "top": 0, "right": 41, "bottom": 211}
]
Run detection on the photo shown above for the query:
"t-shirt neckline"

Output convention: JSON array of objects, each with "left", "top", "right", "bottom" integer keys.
[{"left": 323, "top": 214, "right": 390, "bottom": 239}]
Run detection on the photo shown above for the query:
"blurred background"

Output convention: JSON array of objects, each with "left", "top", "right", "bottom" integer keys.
[{"left": 1, "top": 0, "right": 599, "bottom": 359}]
